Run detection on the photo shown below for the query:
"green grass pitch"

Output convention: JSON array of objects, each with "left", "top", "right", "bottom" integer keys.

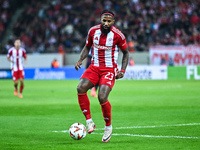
[{"left": 0, "top": 79, "right": 200, "bottom": 150}]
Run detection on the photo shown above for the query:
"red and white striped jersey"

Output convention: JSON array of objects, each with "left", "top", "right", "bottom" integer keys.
[
  {"left": 7, "top": 47, "right": 27, "bottom": 71},
  {"left": 86, "top": 24, "right": 127, "bottom": 68}
]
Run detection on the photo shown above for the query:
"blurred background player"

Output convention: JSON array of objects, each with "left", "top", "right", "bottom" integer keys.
[
  {"left": 75, "top": 10, "right": 129, "bottom": 143},
  {"left": 7, "top": 39, "right": 27, "bottom": 98},
  {"left": 86, "top": 47, "right": 98, "bottom": 97}
]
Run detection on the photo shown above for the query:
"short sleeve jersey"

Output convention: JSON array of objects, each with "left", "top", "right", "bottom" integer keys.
[
  {"left": 7, "top": 47, "right": 27, "bottom": 71},
  {"left": 86, "top": 24, "right": 127, "bottom": 68}
]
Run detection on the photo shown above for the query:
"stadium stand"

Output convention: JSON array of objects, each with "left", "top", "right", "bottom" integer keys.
[
  {"left": 1, "top": 0, "right": 200, "bottom": 54},
  {"left": 0, "top": 0, "right": 29, "bottom": 54}
]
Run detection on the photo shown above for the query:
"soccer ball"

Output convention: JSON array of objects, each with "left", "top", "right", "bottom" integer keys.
[{"left": 69, "top": 123, "right": 86, "bottom": 140}]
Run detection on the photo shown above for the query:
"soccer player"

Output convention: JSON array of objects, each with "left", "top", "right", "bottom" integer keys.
[
  {"left": 7, "top": 39, "right": 27, "bottom": 98},
  {"left": 75, "top": 10, "right": 129, "bottom": 142}
]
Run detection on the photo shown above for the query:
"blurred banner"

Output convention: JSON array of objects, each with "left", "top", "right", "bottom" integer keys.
[
  {"left": 2, "top": 66, "right": 198, "bottom": 80},
  {"left": 0, "top": 69, "right": 12, "bottom": 79},
  {"left": 149, "top": 46, "right": 200, "bottom": 65},
  {"left": 123, "top": 65, "right": 167, "bottom": 80},
  {"left": 167, "top": 66, "right": 200, "bottom": 80},
  {"left": 24, "top": 66, "right": 168, "bottom": 80},
  {"left": 24, "top": 67, "right": 85, "bottom": 80},
  {"left": 186, "top": 66, "right": 200, "bottom": 80}
]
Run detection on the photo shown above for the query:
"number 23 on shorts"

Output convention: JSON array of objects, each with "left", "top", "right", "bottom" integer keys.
[{"left": 105, "top": 72, "right": 114, "bottom": 80}]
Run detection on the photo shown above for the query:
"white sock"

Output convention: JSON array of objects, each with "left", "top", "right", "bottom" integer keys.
[
  {"left": 86, "top": 119, "right": 93, "bottom": 123},
  {"left": 105, "top": 125, "right": 112, "bottom": 129}
]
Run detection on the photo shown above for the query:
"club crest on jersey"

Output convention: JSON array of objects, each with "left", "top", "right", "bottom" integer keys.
[
  {"left": 94, "top": 36, "right": 98, "bottom": 41},
  {"left": 108, "top": 38, "right": 113, "bottom": 41}
]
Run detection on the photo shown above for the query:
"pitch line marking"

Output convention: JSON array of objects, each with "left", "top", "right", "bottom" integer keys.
[
  {"left": 52, "top": 130, "right": 199, "bottom": 139},
  {"left": 52, "top": 131, "right": 199, "bottom": 139},
  {"left": 52, "top": 123, "right": 200, "bottom": 133},
  {"left": 91, "top": 133, "right": 199, "bottom": 139},
  {"left": 95, "top": 123, "right": 200, "bottom": 130},
  {"left": 52, "top": 123, "right": 200, "bottom": 139}
]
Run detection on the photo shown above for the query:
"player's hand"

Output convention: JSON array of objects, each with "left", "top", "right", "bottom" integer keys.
[
  {"left": 115, "top": 71, "right": 125, "bottom": 79},
  {"left": 75, "top": 61, "right": 82, "bottom": 71},
  {"left": 24, "top": 59, "right": 27, "bottom": 65}
]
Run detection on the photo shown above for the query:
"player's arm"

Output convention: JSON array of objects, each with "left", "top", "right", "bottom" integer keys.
[
  {"left": 7, "top": 56, "right": 14, "bottom": 63},
  {"left": 75, "top": 45, "right": 91, "bottom": 71},
  {"left": 24, "top": 57, "right": 27, "bottom": 65},
  {"left": 116, "top": 47, "right": 129, "bottom": 79},
  {"left": 121, "top": 47, "right": 129, "bottom": 71},
  {"left": 75, "top": 26, "right": 93, "bottom": 71},
  {"left": 23, "top": 51, "right": 27, "bottom": 65},
  {"left": 7, "top": 50, "right": 14, "bottom": 63}
]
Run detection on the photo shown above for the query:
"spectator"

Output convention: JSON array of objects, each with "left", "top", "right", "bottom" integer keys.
[
  {"left": 190, "top": 12, "right": 200, "bottom": 25},
  {"left": 51, "top": 59, "right": 59, "bottom": 68},
  {"left": 160, "top": 55, "right": 167, "bottom": 65},
  {"left": 129, "top": 57, "right": 135, "bottom": 66},
  {"left": 1, "top": 0, "right": 200, "bottom": 54},
  {"left": 168, "top": 57, "right": 174, "bottom": 66},
  {"left": 58, "top": 45, "right": 65, "bottom": 54}
]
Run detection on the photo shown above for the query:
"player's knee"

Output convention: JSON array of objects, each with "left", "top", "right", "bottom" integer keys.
[
  {"left": 77, "top": 84, "right": 86, "bottom": 93},
  {"left": 98, "top": 92, "right": 107, "bottom": 102},
  {"left": 77, "top": 85, "right": 82, "bottom": 93},
  {"left": 77, "top": 79, "right": 93, "bottom": 93}
]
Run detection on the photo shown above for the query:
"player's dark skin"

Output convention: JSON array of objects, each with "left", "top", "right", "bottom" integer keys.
[{"left": 75, "top": 14, "right": 129, "bottom": 104}]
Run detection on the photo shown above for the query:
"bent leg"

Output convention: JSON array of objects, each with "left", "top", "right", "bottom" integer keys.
[
  {"left": 77, "top": 78, "right": 94, "bottom": 94},
  {"left": 14, "top": 80, "right": 18, "bottom": 90},
  {"left": 13, "top": 80, "right": 18, "bottom": 96},
  {"left": 98, "top": 85, "right": 112, "bottom": 126},
  {"left": 13, "top": 71, "right": 18, "bottom": 92},
  {"left": 98, "top": 85, "right": 111, "bottom": 104},
  {"left": 77, "top": 78, "right": 94, "bottom": 120},
  {"left": 19, "top": 78, "right": 24, "bottom": 94},
  {"left": 98, "top": 85, "right": 112, "bottom": 142}
]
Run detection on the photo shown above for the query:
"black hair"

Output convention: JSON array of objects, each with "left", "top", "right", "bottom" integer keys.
[{"left": 101, "top": 10, "right": 115, "bottom": 18}]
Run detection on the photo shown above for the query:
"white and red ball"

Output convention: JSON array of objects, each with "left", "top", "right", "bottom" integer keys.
[{"left": 69, "top": 123, "right": 86, "bottom": 140}]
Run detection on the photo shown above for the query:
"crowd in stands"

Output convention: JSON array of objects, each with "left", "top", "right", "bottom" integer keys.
[
  {"left": 0, "top": 0, "right": 17, "bottom": 43},
  {"left": 1, "top": 0, "right": 200, "bottom": 54},
  {"left": 0, "top": 0, "right": 28, "bottom": 53}
]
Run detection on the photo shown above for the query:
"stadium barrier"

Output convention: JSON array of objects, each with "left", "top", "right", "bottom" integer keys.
[
  {"left": 24, "top": 67, "right": 85, "bottom": 80},
  {"left": 0, "top": 69, "right": 12, "bottom": 79},
  {"left": 124, "top": 65, "right": 200, "bottom": 80},
  {"left": 1, "top": 66, "right": 199, "bottom": 80},
  {"left": 123, "top": 65, "right": 167, "bottom": 80},
  {"left": 0, "top": 54, "right": 63, "bottom": 69},
  {"left": 168, "top": 66, "right": 200, "bottom": 80},
  {"left": 0, "top": 52, "right": 149, "bottom": 69}
]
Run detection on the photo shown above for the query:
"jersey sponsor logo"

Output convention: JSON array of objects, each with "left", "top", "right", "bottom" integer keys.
[{"left": 94, "top": 43, "right": 112, "bottom": 50}]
